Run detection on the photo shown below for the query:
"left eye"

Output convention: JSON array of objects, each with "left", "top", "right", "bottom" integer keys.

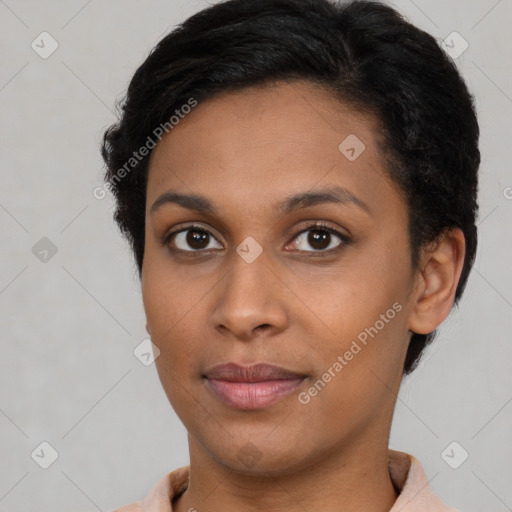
[{"left": 290, "top": 225, "right": 347, "bottom": 253}]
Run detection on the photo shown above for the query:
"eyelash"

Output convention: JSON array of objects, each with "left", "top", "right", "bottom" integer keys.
[{"left": 161, "top": 222, "right": 351, "bottom": 257}]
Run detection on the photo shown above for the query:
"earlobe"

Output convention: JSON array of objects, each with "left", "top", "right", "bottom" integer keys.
[
  {"left": 146, "top": 322, "right": 152, "bottom": 336},
  {"left": 408, "top": 228, "right": 466, "bottom": 335}
]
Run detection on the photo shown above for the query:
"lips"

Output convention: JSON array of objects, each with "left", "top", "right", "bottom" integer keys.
[
  {"left": 203, "top": 363, "right": 307, "bottom": 410},
  {"left": 203, "top": 362, "right": 307, "bottom": 382}
]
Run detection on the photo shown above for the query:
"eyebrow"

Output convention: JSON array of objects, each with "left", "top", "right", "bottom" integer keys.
[{"left": 150, "top": 185, "right": 370, "bottom": 216}]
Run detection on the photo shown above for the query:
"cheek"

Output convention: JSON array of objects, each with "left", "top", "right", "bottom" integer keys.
[
  {"left": 144, "top": 272, "right": 201, "bottom": 418},
  {"left": 295, "top": 256, "right": 401, "bottom": 345},
  {"left": 294, "top": 252, "right": 409, "bottom": 410},
  {"left": 142, "top": 253, "right": 194, "bottom": 332},
  {"left": 298, "top": 317, "right": 407, "bottom": 441},
  {"left": 142, "top": 266, "right": 196, "bottom": 376}
]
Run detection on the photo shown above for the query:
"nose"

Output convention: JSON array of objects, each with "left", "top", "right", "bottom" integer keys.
[{"left": 210, "top": 250, "right": 289, "bottom": 341}]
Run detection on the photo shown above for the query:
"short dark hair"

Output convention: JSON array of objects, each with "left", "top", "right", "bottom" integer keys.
[{"left": 101, "top": 0, "right": 480, "bottom": 375}]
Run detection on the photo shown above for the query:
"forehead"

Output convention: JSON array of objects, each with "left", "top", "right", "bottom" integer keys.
[{"left": 146, "top": 80, "right": 401, "bottom": 219}]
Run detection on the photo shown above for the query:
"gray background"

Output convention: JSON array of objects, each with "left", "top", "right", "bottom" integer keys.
[{"left": 1, "top": 0, "right": 511, "bottom": 511}]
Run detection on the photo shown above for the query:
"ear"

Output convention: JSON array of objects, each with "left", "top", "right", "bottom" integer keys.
[
  {"left": 145, "top": 322, "right": 152, "bottom": 336},
  {"left": 408, "top": 228, "right": 466, "bottom": 335}
]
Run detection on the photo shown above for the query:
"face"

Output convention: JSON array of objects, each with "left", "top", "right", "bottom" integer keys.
[{"left": 142, "top": 80, "right": 417, "bottom": 475}]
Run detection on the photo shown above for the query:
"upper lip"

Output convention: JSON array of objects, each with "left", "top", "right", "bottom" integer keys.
[{"left": 203, "top": 362, "right": 307, "bottom": 383}]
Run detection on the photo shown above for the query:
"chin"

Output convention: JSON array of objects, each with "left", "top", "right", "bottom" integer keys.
[{"left": 205, "top": 437, "right": 323, "bottom": 478}]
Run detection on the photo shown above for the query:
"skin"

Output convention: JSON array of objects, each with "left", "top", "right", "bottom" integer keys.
[{"left": 141, "top": 80, "right": 465, "bottom": 512}]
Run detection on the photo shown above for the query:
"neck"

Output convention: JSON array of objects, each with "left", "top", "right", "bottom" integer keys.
[{"left": 174, "top": 436, "right": 399, "bottom": 512}]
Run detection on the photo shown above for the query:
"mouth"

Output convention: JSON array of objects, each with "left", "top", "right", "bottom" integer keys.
[{"left": 202, "top": 362, "right": 308, "bottom": 410}]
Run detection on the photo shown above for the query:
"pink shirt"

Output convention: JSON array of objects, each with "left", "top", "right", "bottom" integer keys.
[{"left": 114, "top": 449, "right": 460, "bottom": 511}]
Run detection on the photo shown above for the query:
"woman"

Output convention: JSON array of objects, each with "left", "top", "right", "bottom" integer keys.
[{"left": 101, "top": 0, "right": 479, "bottom": 510}]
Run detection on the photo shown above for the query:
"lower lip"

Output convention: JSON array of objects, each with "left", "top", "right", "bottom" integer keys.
[{"left": 205, "top": 378, "right": 306, "bottom": 410}]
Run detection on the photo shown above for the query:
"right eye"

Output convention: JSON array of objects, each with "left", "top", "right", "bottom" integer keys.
[{"left": 164, "top": 224, "right": 223, "bottom": 253}]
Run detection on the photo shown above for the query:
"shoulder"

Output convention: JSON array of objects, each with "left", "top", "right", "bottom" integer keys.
[
  {"left": 112, "top": 466, "right": 190, "bottom": 512},
  {"left": 388, "top": 449, "right": 461, "bottom": 512}
]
